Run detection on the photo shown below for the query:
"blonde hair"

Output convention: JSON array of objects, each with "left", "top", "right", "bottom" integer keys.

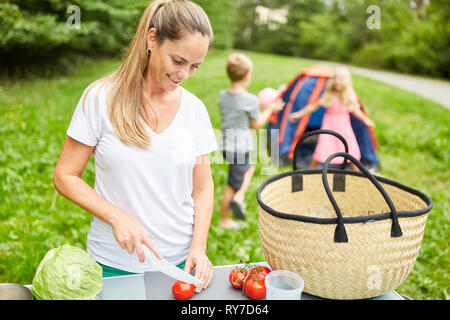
[
  {"left": 82, "top": 0, "right": 213, "bottom": 148},
  {"left": 226, "top": 53, "right": 253, "bottom": 82},
  {"left": 318, "top": 67, "right": 359, "bottom": 112}
]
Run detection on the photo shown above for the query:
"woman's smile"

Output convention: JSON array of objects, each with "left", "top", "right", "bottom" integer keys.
[{"left": 168, "top": 74, "right": 182, "bottom": 85}]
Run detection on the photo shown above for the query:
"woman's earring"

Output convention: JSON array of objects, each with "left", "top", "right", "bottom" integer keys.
[{"left": 147, "top": 48, "right": 151, "bottom": 56}]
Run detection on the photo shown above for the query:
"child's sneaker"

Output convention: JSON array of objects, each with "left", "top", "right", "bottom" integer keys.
[{"left": 230, "top": 200, "right": 246, "bottom": 220}]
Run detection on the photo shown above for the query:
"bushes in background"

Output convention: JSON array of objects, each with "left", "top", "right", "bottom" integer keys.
[
  {"left": 233, "top": 0, "right": 449, "bottom": 79},
  {"left": 0, "top": 0, "right": 235, "bottom": 77},
  {"left": 1, "top": 0, "right": 447, "bottom": 79}
]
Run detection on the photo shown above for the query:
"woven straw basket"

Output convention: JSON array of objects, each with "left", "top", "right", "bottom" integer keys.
[{"left": 257, "top": 130, "right": 433, "bottom": 300}]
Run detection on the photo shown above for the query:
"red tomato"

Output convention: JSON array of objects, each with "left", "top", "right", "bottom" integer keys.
[
  {"left": 250, "top": 265, "right": 271, "bottom": 281},
  {"left": 229, "top": 267, "right": 248, "bottom": 289},
  {"left": 172, "top": 280, "right": 195, "bottom": 300},
  {"left": 244, "top": 274, "right": 266, "bottom": 300}
]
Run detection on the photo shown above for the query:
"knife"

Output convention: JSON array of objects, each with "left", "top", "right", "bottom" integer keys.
[{"left": 143, "top": 245, "right": 203, "bottom": 285}]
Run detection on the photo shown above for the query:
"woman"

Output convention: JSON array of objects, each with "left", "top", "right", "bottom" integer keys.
[{"left": 53, "top": 0, "right": 217, "bottom": 293}]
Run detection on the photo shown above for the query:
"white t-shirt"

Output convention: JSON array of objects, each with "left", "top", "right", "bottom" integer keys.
[{"left": 67, "top": 81, "right": 218, "bottom": 273}]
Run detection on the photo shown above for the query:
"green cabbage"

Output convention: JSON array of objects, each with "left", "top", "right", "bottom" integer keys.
[{"left": 31, "top": 244, "right": 103, "bottom": 300}]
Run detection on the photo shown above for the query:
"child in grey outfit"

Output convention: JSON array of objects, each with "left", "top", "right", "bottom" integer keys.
[{"left": 219, "top": 53, "right": 283, "bottom": 229}]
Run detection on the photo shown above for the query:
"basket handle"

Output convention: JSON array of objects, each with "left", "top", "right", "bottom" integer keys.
[
  {"left": 322, "top": 152, "right": 403, "bottom": 243},
  {"left": 293, "top": 129, "right": 349, "bottom": 170}
]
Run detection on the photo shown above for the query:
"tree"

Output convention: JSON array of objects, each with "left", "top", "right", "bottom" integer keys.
[
  {"left": 0, "top": 0, "right": 146, "bottom": 76},
  {"left": 232, "top": 0, "right": 449, "bottom": 78},
  {"left": 194, "top": 0, "right": 236, "bottom": 49},
  {"left": 0, "top": 0, "right": 238, "bottom": 77}
]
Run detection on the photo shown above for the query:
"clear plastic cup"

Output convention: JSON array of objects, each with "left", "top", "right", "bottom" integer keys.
[{"left": 265, "top": 270, "right": 304, "bottom": 300}]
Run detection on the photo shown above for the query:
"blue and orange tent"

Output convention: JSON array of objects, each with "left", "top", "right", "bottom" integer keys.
[{"left": 267, "top": 65, "right": 380, "bottom": 169}]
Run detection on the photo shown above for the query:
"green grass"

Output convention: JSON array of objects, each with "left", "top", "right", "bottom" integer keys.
[{"left": 0, "top": 49, "right": 448, "bottom": 300}]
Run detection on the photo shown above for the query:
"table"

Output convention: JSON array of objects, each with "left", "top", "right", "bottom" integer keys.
[{"left": 97, "top": 262, "right": 409, "bottom": 300}]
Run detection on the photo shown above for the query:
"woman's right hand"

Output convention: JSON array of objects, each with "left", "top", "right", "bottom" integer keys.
[
  {"left": 111, "top": 212, "right": 163, "bottom": 263},
  {"left": 54, "top": 136, "right": 162, "bottom": 264}
]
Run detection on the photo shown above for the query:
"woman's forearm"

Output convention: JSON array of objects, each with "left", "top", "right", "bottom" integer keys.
[
  {"left": 190, "top": 156, "right": 214, "bottom": 253},
  {"left": 53, "top": 173, "right": 125, "bottom": 226},
  {"left": 190, "top": 184, "right": 214, "bottom": 252},
  {"left": 187, "top": 161, "right": 215, "bottom": 291}
]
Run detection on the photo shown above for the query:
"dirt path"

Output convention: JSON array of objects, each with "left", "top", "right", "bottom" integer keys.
[{"left": 319, "top": 61, "right": 450, "bottom": 110}]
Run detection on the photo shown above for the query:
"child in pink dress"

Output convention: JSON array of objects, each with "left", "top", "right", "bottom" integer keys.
[{"left": 289, "top": 67, "right": 374, "bottom": 170}]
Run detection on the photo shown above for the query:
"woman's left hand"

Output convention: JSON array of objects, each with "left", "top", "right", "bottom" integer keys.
[{"left": 184, "top": 247, "right": 213, "bottom": 293}]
